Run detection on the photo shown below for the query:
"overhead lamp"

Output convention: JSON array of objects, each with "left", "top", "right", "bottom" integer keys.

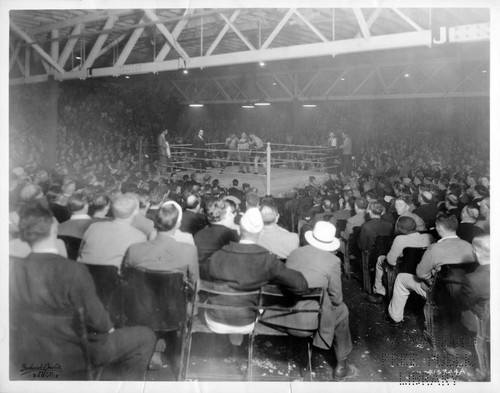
[
  {"left": 189, "top": 103, "right": 204, "bottom": 107},
  {"left": 259, "top": 60, "right": 265, "bottom": 67},
  {"left": 340, "top": 77, "right": 345, "bottom": 81},
  {"left": 75, "top": 56, "right": 81, "bottom": 60},
  {"left": 183, "top": 69, "right": 189, "bottom": 75},
  {"left": 255, "top": 102, "right": 270, "bottom": 106},
  {"left": 482, "top": 70, "right": 487, "bottom": 73},
  {"left": 302, "top": 104, "right": 317, "bottom": 108},
  {"left": 272, "top": 82, "right": 277, "bottom": 86},
  {"left": 242, "top": 105, "right": 255, "bottom": 109},
  {"left": 404, "top": 73, "right": 410, "bottom": 78},
  {"left": 125, "top": 75, "right": 130, "bottom": 79}
]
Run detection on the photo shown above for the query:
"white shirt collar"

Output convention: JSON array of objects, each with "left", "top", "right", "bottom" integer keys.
[
  {"left": 438, "top": 235, "right": 459, "bottom": 243},
  {"left": 70, "top": 214, "right": 91, "bottom": 220},
  {"left": 31, "top": 247, "right": 59, "bottom": 254},
  {"left": 240, "top": 239, "right": 256, "bottom": 244}
]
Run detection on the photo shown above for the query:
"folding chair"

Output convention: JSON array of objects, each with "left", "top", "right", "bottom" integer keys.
[
  {"left": 257, "top": 285, "right": 326, "bottom": 381},
  {"left": 183, "top": 280, "right": 262, "bottom": 381},
  {"left": 422, "top": 263, "right": 476, "bottom": 350},
  {"left": 474, "top": 300, "right": 490, "bottom": 381},
  {"left": 57, "top": 235, "right": 82, "bottom": 260},
  {"left": 362, "top": 235, "right": 394, "bottom": 294},
  {"left": 385, "top": 247, "right": 427, "bottom": 299},
  {"left": 120, "top": 267, "right": 191, "bottom": 380},
  {"left": 85, "top": 264, "right": 120, "bottom": 308},
  {"left": 343, "top": 226, "right": 361, "bottom": 280}
]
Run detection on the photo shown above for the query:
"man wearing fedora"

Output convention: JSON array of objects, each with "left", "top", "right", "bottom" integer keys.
[{"left": 261, "top": 221, "right": 357, "bottom": 381}]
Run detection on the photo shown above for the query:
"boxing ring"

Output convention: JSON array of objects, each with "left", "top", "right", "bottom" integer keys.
[{"left": 139, "top": 138, "right": 340, "bottom": 196}]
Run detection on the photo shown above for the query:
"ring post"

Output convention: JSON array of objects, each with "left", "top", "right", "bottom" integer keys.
[{"left": 266, "top": 142, "right": 271, "bottom": 196}]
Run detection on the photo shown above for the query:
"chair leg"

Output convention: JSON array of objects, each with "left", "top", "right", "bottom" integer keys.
[
  {"left": 307, "top": 340, "right": 314, "bottom": 382},
  {"left": 423, "top": 301, "right": 437, "bottom": 350},
  {"left": 247, "top": 332, "right": 255, "bottom": 381},
  {"left": 182, "top": 321, "right": 194, "bottom": 380},
  {"left": 362, "top": 254, "right": 372, "bottom": 294},
  {"left": 177, "top": 324, "right": 187, "bottom": 381}
]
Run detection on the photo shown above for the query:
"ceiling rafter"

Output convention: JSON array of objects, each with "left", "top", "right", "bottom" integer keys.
[
  {"left": 391, "top": 8, "right": 424, "bottom": 32},
  {"left": 206, "top": 10, "right": 240, "bottom": 56},
  {"left": 353, "top": 8, "right": 371, "bottom": 38},
  {"left": 58, "top": 23, "right": 83, "bottom": 67},
  {"left": 261, "top": 9, "right": 295, "bottom": 50},
  {"left": 115, "top": 17, "right": 147, "bottom": 66},
  {"left": 82, "top": 15, "right": 116, "bottom": 69},
  {"left": 218, "top": 12, "right": 255, "bottom": 51}
]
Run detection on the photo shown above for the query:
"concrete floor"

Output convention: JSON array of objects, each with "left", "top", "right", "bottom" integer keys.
[{"left": 147, "top": 269, "right": 484, "bottom": 383}]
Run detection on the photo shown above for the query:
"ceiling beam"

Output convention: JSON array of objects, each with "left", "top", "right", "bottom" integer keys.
[
  {"left": 294, "top": 9, "right": 328, "bottom": 42},
  {"left": 115, "top": 19, "right": 146, "bottom": 66},
  {"left": 391, "top": 8, "right": 424, "bottom": 31},
  {"left": 58, "top": 23, "right": 83, "bottom": 67},
  {"left": 218, "top": 12, "right": 255, "bottom": 51},
  {"left": 10, "top": 20, "right": 65, "bottom": 74},
  {"left": 28, "top": 10, "right": 135, "bottom": 35},
  {"left": 155, "top": 12, "right": 191, "bottom": 62},
  {"left": 353, "top": 8, "right": 371, "bottom": 38},
  {"left": 206, "top": 10, "right": 240, "bottom": 57},
  {"left": 144, "top": 9, "right": 190, "bottom": 61},
  {"left": 83, "top": 16, "right": 116, "bottom": 69},
  {"left": 261, "top": 8, "right": 295, "bottom": 50}
]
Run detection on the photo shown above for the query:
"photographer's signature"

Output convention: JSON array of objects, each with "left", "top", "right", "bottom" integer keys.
[{"left": 20, "top": 362, "right": 63, "bottom": 378}]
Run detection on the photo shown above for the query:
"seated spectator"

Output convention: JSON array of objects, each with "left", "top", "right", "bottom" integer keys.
[
  {"left": 365, "top": 216, "right": 435, "bottom": 304},
  {"left": 457, "top": 205, "right": 484, "bottom": 244},
  {"left": 131, "top": 190, "right": 155, "bottom": 239},
  {"left": 194, "top": 198, "right": 240, "bottom": 279},
  {"left": 206, "top": 208, "right": 308, "bottom": 345},
  {"left": 386, "top": 213, "right": 474, "bottom": 325},
  {"left": 262, "top": 221, "right": 357, "bottom": 381},
  {"left": 443, "top": 194, "right": 462, "bottom": 222},
  {"left": 257, "top": 202, "right": 299, "bottom": 259},
  {"left": 469, "top": 185, "right": 489, "bottom": 210},
  {"left": 46, "top": 184, "right": 71, "bottom": 223},
  {"left": 385, "top": 196, "right": 426, "bottom": 232},
  {"left": 311, "top": 199, "right": 335, "bottom": 226},
  {"left": 58, "top": 192, "right": 93, "bottom": 239},
  {"left": 10, "top": 202, "right": 156, "bottom": 380},
  {"left": 358, "top": 201, "right": 393, "bottom": 253},
  {"left": 459, "top": 234, "right": 490, "bottom": 333},
  {"left": 180, "top": 194, "right": 208, "bottom": 235},
  {"left": 329, "top": 196, "right": 355, "bottom": 226},
  {"left": 59, "top": 178, "right": 77, "bottom": 206},
  {"left": 413, "top": 190, "right": 439, "bottom": 229},
  {"left": 78, "top": 193, "right": 146, "bottom": 271},
  {"left": 89, "top": 193, "right": 111, "bottom": 222},
  {"left": 9, "top": 184, "right": 47, "bottom": 236},
  {"left": 475, "top": 197, "right": 490, "bottom": 233},
  {"left": 227, "top": 179, "right": 244, "bottom": 202},
  {"left": 123, "top": 201, "right": 199, "bottom": 285},
  {"left": 341, "top": 197, "right": 368, "bottom": 241}
]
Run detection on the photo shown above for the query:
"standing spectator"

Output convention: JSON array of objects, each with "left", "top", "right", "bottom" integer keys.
[
  {"left": 339, "top": 132, "right": 353, "bottom": 175},
  {"left": 157, "top": 129, "right": 171, "bottom": 175}
]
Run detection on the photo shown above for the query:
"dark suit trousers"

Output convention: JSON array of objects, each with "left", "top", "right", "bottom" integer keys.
[{"left": 89, "top": 326, "right": 156, "bottom": 381}]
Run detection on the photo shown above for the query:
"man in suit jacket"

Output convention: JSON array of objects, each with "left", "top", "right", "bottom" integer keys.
[
  {"left": 257, "top": 202, "right": 299, "bottom": 259},
  {"left": 57, "top": 192, "right": 93, "bottom": 239},
  {"left": 459, "top": 234, "right": 490, "bottom": 333},
  {"left": 157, "top": 129, "right": 171, "bottom": 175},
  {"left": 207, "top": 208, "right": 307, "bottom": 345},
  {"left": 10, "top": 202, "right": 156, "bottom": 380},
  {"left": 261, "top": 221, "right": 357, "bottom": 381},
  {"left": 358, "top": 201, "right": 393, "bottom": 252},
  {"left": 123, "top": 201, "right": 199, "bottom": 285},
  {"left": 387, "top": 213, "right": 475, "bottom": 324},
  {"left": 192, "top": 129, "right": 206, "bottom": 172},
  {"left": 180, "top": 194, "right": 207, "bottom": 235}
]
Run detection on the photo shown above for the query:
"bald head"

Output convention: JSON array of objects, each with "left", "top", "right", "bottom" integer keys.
[
  {"left": 112, "top": 193, "right": 139, "bottom": 220},
  {"left": 472, "top": 235, "right": 490, "bottom": 265}
]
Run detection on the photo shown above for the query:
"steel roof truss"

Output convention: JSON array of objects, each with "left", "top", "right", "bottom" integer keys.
[
  {"left": 144, "top": 9, "right": 190, "bottom": 61},
  {"left": 205, "top": 10, "right": 240, "bottom": 57},
  {"left": 294, "top": 9, "right": 328, "bottom": 42},
  {"left": 218, "top": 12, "right": 255, "bottom": 51},
  {"left": 272, "top": 75, "right": 294, "bottom": 98},
  {"left": 9, "top": 42, "right": 24, "bottom": 75},
  {"left": 355, "top": 8, "right": 383, "bottom": 38},
  {"left": 10, "top": 20, "right": 65, "bottom": 74},
  {"left": 99, "top": 33, "right": 127, "bottom": 58},
  {"left": 300, "top": 70, "right": 323, "bottom": 96},
  {"left": 383, "top": 65, "right": 412, "bottom": 93},
  {"left": 210, "top": 76, "right": 232, "bottom": 101},
  {"left": 451, "top": 60, "right": 488, "bottom": 92},
  {"left": 155, "top": 13, "right": 191, "bottom": 62},
  {"left": 115, "top": 18, "right": 146, "bottom": 66},
  {"left": 255, "top": 81, "right": 271, "bottom": 100},
  {"left": 350, "top": 69, "right": 376, "bottom": 96},
  {"left": 415, "top": 63, "right": 447, "bottom": 93},
  {"left": 391, "top": 8, "right": 424, "bottom": 32},
  {"left": 353, "top": 8, "right": 371, "bottom": 38},
  {"left": 322, "top": 69, "right": 350, "bottom": 97},
  {"left": 58, "top": 23, "right": 83, "bottom": 67},
  {"left": 261, "top": 8, "right": 295, "bottom": 50},
  {"left": 82, "top": 15, "right": 116, "bottom": 69}
]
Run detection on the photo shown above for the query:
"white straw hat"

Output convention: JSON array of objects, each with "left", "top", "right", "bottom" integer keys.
[{"left": 305, "top": 221, "right": 341, "bottom": 252}]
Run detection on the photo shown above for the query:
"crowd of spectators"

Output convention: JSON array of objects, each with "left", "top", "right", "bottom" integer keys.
[{"left": 8, "top": 81, "right": 490, "bottom": 381}]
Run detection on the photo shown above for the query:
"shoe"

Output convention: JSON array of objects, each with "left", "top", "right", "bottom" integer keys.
[
  {"left": 383, "top": 313, "right": 401, "bottom": 327},
  {"left": 332, "top": 359, "right": 359, "bottom": 381},
  {"left": 363, "top": 293, "right": 384, "bottom": 304}
]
